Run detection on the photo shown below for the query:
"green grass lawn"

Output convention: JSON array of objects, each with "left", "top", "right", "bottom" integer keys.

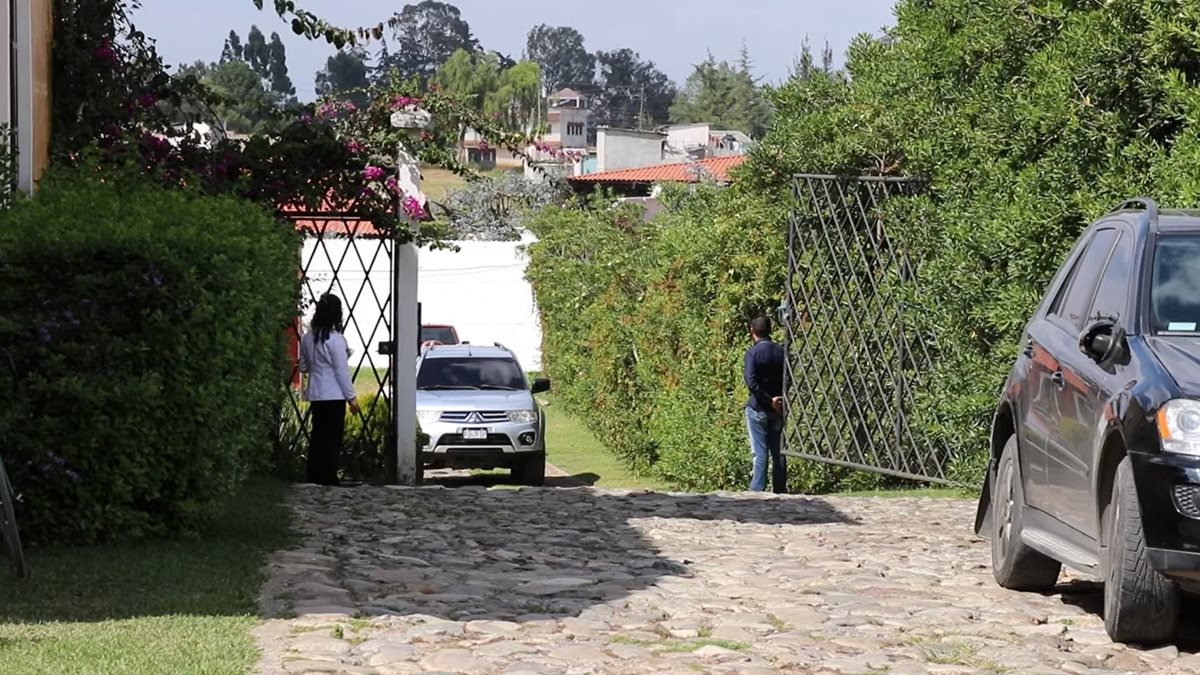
[
  {"left": 0, "top": 477, "right": 292, "bottom": 674},
  {"left": 539, "top": 398, "right": 677, "bottom": 492}
]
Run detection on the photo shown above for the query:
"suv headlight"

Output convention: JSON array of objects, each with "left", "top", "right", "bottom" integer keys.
[
  {"left": 416, "top": 410, "right": 442, "bottom": 425},
  {"left": 508, "top": 410, "right": 537, "bottom": 423},
  {"left": 1158, "top": 399, "right": 1200, "bottom": 456}
]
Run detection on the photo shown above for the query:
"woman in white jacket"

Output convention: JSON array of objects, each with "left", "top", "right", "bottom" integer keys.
[{"left": 298, "top": 294, "right": 361, "bottom": 486}]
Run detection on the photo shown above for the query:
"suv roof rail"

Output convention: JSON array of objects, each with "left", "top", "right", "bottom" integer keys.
[
  {"left": 493, "top": 341, "right": 508, "bottom": 350},
  {"left": 1111, "top": 197, "right": 1160, "bottom": 232}
]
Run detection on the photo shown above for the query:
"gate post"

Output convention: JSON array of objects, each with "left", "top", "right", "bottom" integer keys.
[{"left": 391, "top": 108, "right": 433, "bottom": 486}]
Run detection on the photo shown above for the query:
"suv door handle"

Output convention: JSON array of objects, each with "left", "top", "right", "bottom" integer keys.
[
  {"left": 1050, "top": 371, "right": 1065, "bottom": 388},
  {"left": 1024, "top": 338, "right": 1034, "bottom": 358}
]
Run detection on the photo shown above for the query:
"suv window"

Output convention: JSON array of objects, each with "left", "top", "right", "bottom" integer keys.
[
  {"left": 1152, "top": 235, "right": 1200, "bottom": 334},
  {"left": 418, "top": 357, "right": 526, "bottom": 390},
  {"left": 1088, "top": 231, "right": 1132, "bottom": 322},
  {"left": 1050, "top": 229, "right": 1118, "bottom": 331}
]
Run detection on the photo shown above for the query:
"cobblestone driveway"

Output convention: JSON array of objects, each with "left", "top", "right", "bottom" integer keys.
[{"left": 255, "top": 485, "right": 1199, "bottom": 674}]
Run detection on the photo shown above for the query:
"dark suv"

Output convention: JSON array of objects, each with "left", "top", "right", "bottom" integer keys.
[{"left": 975, "top": 198, "right": 1200, "bottom": 645}]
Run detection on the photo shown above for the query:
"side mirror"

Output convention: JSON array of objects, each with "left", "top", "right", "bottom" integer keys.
[
  {"left": 1079, "top": 319, "right": 1122, "bottom": 363},
  {"left": 531, "top": 378, "right": 551, "bottom": 394}
]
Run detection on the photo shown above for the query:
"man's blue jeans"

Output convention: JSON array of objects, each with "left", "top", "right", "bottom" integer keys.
[{"left": 746, "top": 407, "right": 787, "bottom": 493}]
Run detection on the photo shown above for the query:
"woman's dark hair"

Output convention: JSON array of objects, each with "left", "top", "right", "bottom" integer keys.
[{"left": 311, "top": 293, "right": 344, "bottom": 343}]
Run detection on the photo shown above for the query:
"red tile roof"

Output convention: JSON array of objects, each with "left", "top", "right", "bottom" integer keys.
[{"left": 569, "top": 155, "right": 747, "bottom": 185}]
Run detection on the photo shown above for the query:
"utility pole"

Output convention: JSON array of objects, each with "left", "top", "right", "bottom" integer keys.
[{"left": 637, "top": 84, "right": 645, "bottom": 131}]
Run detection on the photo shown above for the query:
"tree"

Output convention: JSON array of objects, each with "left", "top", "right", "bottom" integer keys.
[
  {"left": 377, "top": 1, "right": 479, "bottom": 84},
  {"left": 177, "top": 59, "right": 278, "bottom": 134},
  {"left": 487, "top": 61, "right": 541, "bottom": 133},
  {"left": 316, "top": 48, "right": 371, "bottom": 108},
  {"left": 243, "top": 26, "right": 271, "bottom": 79},
  {"left": 670, "top": 47, "right": 772, "bottom": 138},
  {"left": 789, "top": 38, "right": 835, "bottom": 81},
  {"left": 267, "top": 32, "right": 296, "bottom": 97},
  {"left": 525, "top": 25, "right": 594, "bottom": 93},
  {"left": 434, "top": 48, "right": 500, "bottom": 114},
  {"left": 593, "top": 49, "right": 677, "bottom": 131},
  {"left": 221, "top": 31, "right": 243, "bottom": 63}
]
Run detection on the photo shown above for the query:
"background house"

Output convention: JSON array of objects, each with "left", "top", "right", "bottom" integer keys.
[
  {"left": 663, "top": 123, "right": 752, "bottom": 161},
  {"left": 1, "top": 0, "right": 54, "bottom": 193},
  {"left": 524, "top": 88, "right": 591, "bottom": 181}
]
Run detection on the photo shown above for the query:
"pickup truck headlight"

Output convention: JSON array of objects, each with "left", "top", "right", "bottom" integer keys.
[
  {"left": 508, "top": 410, "right": 537, "bottom": 424},
  {"left": 416, "top": 410, "right": 442, "bottom": 425},
  {"left": 1158, "top": 399, "right": 1200, "bottom": 456}
]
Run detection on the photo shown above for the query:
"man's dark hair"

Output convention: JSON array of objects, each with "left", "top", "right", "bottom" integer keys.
[{"left": 750, "top": 315, "right": 772, "bottom": 338}]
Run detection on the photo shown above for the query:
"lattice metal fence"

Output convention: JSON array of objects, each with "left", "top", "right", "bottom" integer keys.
[
  {"left": 277, "top": 213, "right": 396, "bottom": 483},
  {"left": 782, "top": 174, "right": 953, "bottom": 484}
]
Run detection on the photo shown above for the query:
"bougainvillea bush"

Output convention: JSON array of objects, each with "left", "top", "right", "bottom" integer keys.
[{"left": 0, "top": 173, "right": 298, "bottom": 543}]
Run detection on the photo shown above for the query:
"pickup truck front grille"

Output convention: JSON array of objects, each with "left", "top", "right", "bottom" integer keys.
[{"left": 439, "top": 411, "right": 509, "bottom": 423}]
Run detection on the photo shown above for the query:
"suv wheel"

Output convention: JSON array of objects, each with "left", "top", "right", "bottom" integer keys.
[
  {"left": 991, "top": 435, "right": 1062, "bottom": 591},
  {"left": 512, "top": 453, "right": 546, "bottom": 487},
  {"left": 1102, "top": 456, "right": 1179, "bottom": 644}
]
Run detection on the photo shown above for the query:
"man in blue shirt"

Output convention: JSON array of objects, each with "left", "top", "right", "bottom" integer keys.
[{"left": 744, "top": 315, "right": 787, "bottom": 493}]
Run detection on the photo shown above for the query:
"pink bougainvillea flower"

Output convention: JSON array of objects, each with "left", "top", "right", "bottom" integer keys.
[
  {"left": 401, "top": 195, "right": 424, "bottom": 220},
  {"left": 93, "top": 37, "right": 117, "bottom": 65},
  {"left": 478, "top": 140, "right": 490, "bottom": 152},
  {"left": 390, "top": 95, "right": 421, "bottom": 111},
  {"left": 136, "top": 93, "right": 159, "bottom": 108},
  {"left": 346, "top": 139, "right": 365, "bottom": 155},
  {"left": 363, "top": 165, "right": 387, "bottom": 182},
  {"left": 385, "top": 175, "right": 399, "bottom": 194}
]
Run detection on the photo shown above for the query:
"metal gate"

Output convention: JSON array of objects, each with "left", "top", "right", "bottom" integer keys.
[
  {"left": 781, "top": 174, "right": 952, "bottom": 484},
  {"left": 277, "top": 212, "right": 397, "bottom": 483}
]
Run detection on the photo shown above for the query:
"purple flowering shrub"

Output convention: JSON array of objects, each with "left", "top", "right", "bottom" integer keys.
[{"left": 0, "top": 172, "right": 298, "bottom": 543}]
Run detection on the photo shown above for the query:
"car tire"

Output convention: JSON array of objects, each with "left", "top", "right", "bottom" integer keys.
[
  {"left": 512, "top": 454, "right": 546, "bottom": 487},
  {"left": 991, "top": 435, "right": 1062, "bottom": 591},
  {"left": 1102, "top": 456, "right": 1180, "bottom": 645}
]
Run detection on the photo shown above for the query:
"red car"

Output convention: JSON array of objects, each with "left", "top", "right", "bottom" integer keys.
[{"left": 420, "top": 324, "right": 460, "bottom": 350}]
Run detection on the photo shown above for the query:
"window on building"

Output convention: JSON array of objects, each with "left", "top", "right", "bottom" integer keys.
[{"left": 567, "top": 122, "right": 584, "bottom": 136}]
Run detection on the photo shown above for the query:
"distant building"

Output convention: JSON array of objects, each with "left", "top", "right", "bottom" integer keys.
[
  {"left": 568, "top": 155, "right": 747, "bottom": 197},
  {"left": 663, "top": 123, "right": 752, "bottom": 161},
  {"left": 594, "top": 127, "right": 665, "bottom": 174},
  {"left": 524, "top": 88, "right": 592, "bottom": 181}
]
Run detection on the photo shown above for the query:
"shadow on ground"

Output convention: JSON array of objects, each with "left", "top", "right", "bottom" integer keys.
[
  {"left": 1054, "top": 579, "right": 1200, "bottom": 648},
  {"left": 257, "top": 484, "right": 856, "bottom": 624},
  {"left": 425, "top": 471, "right": 600, "bottom": 489}
]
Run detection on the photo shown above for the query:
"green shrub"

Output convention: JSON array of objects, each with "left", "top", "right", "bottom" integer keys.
[
  {"left": 526, "top": 191, "right": 885, "bottom": 492},
  {"left": 277, "top": 393, "right": 429, "bottom": 484},
  {"left": 0, "top": 172, "right": 299, "bottom": 543},
  {"left": 533, "top": 1, "right": 1200, "bottom": 491}
]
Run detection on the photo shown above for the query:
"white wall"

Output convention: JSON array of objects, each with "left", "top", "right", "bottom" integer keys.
[
  {"left": 299, "top": 233, "right": 543, "bottom": 373},
  {"left": 418, "top": 234, "right": 543, "bottom": 372},
  {"left": 596, "top": 128, "right": 665, "bottom": 173}
]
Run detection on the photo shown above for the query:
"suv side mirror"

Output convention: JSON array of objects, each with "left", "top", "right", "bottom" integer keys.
[
  {"left": 1079, "top": 319, "right": 1123, "bottom": 364},
  {"left": 531, "top": 378, "right": 551, "bottom": 394}
]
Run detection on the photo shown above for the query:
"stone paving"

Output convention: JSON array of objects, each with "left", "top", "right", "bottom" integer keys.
[{"left": 254, "top": 485, "right": 1200, "bottom": 674}]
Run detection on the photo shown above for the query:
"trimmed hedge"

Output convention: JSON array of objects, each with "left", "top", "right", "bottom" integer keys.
[
  {"left": 526, "top": 192, "right": 881, "bottom": 492},
  {"left": 530, "top": 1, "right": 1200, "bottom": 490},
  {"left": 0, "top": 173, "right": 299, "bottom": 543}
]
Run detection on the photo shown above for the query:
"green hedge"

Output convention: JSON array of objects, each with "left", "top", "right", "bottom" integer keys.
[
  {"left": 526, "top": 192, "right": 882, "bottom": 492},
  {"left": 0, "top": 173, "right": 299, "bottom": 543},
  {"left": 530, "top": 1, "right": 1200, "bottom": 491}
]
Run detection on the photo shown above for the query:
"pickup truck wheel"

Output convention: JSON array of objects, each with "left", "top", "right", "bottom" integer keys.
[
  {"left": 1102, "top": 456, "right": 1179, "bottom": 644},
  {"left": 991, "top": 435, "right": 1062, "bottom": 591},
  {"left": 512, "top": 454, "right": 545, "bottom": 487}
]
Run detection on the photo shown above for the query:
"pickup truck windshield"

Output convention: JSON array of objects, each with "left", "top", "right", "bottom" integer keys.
[
  {"left": 418, "top": 357, "right": 525, "bottom": 390},
  {"left": 1152, "top": 235, "right": 1200, "bottom": 334}
]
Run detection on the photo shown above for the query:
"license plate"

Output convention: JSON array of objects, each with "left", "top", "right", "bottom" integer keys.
[{"left": 462, "top": 428, "right": 488, "bottom": 440}]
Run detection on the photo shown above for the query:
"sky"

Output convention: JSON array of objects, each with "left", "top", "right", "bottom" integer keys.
[{"left": 132, "top": 1, "right": 899, "bottom": 102}]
